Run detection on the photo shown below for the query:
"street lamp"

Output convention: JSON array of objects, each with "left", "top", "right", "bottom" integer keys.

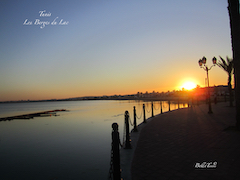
[{"left": 198, "top": 56, "right": 217, "bottom": 114}]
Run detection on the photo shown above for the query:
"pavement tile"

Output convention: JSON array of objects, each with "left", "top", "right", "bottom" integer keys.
[{"left": 130, "top": 102, "right": 239, "bottom": 180}]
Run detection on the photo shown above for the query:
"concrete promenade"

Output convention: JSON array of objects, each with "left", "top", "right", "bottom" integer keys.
[{"left": 126, "top": 102, "right": 240, "bottom": 180}]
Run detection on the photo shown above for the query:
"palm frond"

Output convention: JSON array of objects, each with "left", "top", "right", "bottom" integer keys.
[
  {"left": 219, "top": 56, "right": 227, "bottom": 67},
  {"left": 227, "top": 56, "right": 233, "bottom": 64},
  {"left": 218, "top": 56, "right": 228, "bottom": 71},
  {"left": 227, "top": 56, "right": 231, "bottom": 64},
  {"left": 226, "top": 56, "right": 234, "bottom": 74},
  {"left": 218, "top": 63, "right": 227, "bottom": 72},
  {"left": 217, "top": 56, "right": 234, "bottom": 75}
]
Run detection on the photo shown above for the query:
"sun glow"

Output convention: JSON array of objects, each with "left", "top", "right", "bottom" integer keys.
[{"left": 182, "top": 82, "right": 197, "bottom": 90}]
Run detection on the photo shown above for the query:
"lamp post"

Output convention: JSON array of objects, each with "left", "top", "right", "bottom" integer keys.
[{"left": 198, "top": 56, "right": 217, "bottom": 114}]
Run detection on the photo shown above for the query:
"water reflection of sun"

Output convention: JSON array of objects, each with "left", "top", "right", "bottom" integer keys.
[{"left": 182, "top": 82, "right": 197, "bottom": 90}]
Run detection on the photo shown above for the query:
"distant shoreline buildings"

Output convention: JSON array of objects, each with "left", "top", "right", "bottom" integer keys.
[{"left": 0, "top": 85, "right": 231, "bottom": 103}]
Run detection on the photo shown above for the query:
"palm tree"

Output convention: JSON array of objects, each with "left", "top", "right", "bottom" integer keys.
[{"left": 217, "top": 56, "right": 234, "bottom": 107}]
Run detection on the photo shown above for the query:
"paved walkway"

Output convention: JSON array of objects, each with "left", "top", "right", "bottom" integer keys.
[{"left": 128, "top": 102, "right": 240, "bottom": 180}]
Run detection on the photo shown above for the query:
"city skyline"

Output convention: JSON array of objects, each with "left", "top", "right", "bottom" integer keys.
[{"left": 0, "top": 0, "right": 232, "bottom": 101}]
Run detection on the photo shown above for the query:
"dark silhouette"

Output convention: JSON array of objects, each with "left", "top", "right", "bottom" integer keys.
[
  {"left": 0, "top": 109, "right": 66, "bottom": 121},
  {"left": 228, "top": 0, "right": 240, "bottom": 130},
  {"left": 124, "top": 111, "right": 132, "bottom": 149},
  {"left": 110, "top": 123, "right": 122, "bottom": 180},
  {"left": 217, "top": 56, "right": 234, "bottom": 107},
  {"left": 198, "top": 56, "right": 217, "bottom": 113},
  {"left": 133, "top": 106, "right": 138, "bottom": 132}
]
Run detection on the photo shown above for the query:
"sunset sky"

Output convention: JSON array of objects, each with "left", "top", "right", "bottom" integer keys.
[{"left": 0, "top": 0, "right": 233, "bottom": 101}]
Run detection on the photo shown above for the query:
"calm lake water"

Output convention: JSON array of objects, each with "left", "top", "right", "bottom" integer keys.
[{"left": 0, "top": 100, "right": 187, "bottom": 180}]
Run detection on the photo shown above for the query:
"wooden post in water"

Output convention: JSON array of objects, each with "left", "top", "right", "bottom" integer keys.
[
  {"left": 111, "top": 123, "right": 122, "bottom": 180},
  {"left": 143, "top": 104, "right": 146, "bottom": 123},
  {"left": 124, "top": 111, "right": 132, "bottom": 149},
  {"left": 133, "top": 106, "right": 138, "bottom": 132}
]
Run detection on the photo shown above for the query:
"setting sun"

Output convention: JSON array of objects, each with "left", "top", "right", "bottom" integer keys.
[{"left": 182, "top": 82, "right": 197, "bottom": 90}]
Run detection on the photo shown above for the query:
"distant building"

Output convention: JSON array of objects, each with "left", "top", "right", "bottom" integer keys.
[
  {"left": 191, "top": 85, "right": 230, "bottom": 100},
  {"left": 214, "top": 85, "right": 229, "bottom": 95}
]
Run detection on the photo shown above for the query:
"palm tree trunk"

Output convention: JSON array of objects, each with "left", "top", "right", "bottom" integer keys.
[{"left": 228, "top": 0, "right": 240, "bottom": 130}]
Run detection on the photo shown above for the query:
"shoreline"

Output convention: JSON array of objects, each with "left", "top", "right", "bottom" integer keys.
[
  {"left": 0, "top": 97, "right": 189, "bottom": 103},
  {"left": 0, "top": 95, "right": 229, "bottom": 104}
]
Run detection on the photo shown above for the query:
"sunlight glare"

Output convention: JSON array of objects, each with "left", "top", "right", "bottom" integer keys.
[{"left": 182, "top": 82, "right": 197, "bottom": 90}]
